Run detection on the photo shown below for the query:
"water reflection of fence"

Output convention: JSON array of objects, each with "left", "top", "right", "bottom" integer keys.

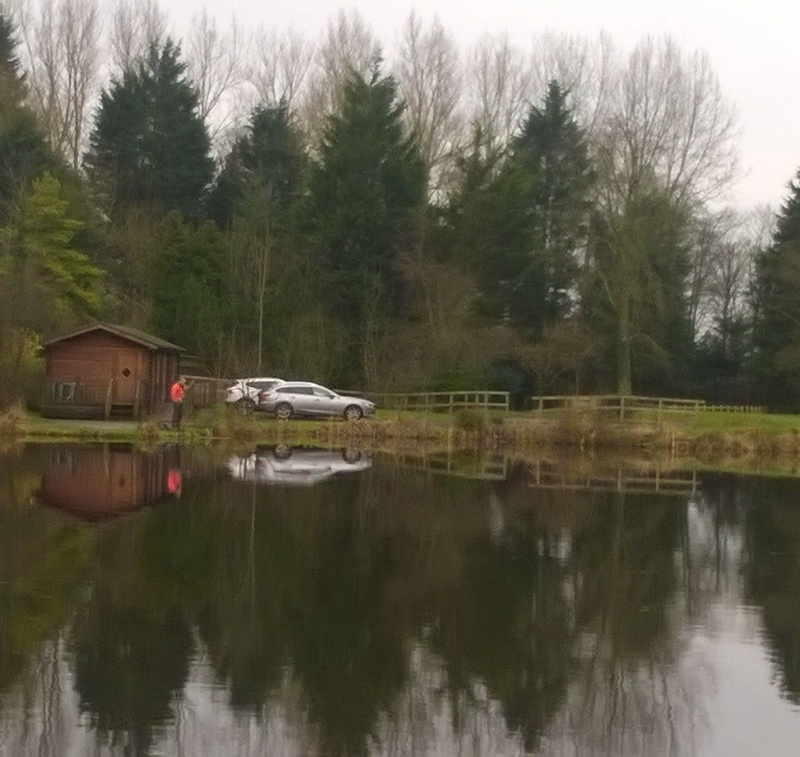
[
  {"left": 528, "top": 461, "right": 697, "bottom": 496},
  {"left": 392, "top": 451, "right": 508, "bottom": 480}
]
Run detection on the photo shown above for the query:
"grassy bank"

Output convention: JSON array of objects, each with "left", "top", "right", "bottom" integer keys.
[{"left": 4, "top": 405, "right": 800, "bottom": 469}]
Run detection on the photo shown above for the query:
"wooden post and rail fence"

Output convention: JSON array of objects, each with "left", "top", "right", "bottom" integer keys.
[{"left": 181, "top": 376, "right": 763, "bottom": 419}]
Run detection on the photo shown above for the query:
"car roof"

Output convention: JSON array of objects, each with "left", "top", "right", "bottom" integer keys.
[{"left": 238, "top": 377, "right": 283, "bottom": 382}]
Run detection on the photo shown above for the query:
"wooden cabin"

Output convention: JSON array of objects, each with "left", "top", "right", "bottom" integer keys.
[{"left": 41, "top": 323, "right": 184, "bottom": 419}]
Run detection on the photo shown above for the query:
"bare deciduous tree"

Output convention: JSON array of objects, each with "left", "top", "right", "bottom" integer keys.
[
  {"left": 107, "top": 0, "right": 168, "bottom": 74},
  {"left": 13, "top": 0, "right": 101, "bottom": 169},
  {"left": 185, "top": 10, "right": 247, "bottom": 147},
  {"left": 394, "top": 12, "right": 463, "bottom": 195},
  {"left": 528, "top": 30, "right": 616, "bottom": 139},
  {"left": 590, "top": 35, "right": 741, "bottom": 393},
  {"left": 701, "top": 205, "right": 772, "bottom": 338},
  {"left": 301, "top": 9, "right": 381, "bottom": 145},
  {"left": 597, "top": 36, "right": 739, "bottom": 210},
  {"left": 466, "top": 33, "right": 534, "bottom": 153},
  {"left": 248, "top": 27, "right": 312, "bottom": 111}
]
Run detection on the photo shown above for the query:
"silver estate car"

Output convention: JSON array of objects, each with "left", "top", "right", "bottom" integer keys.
[{"left": 258, "top": 381, "right": 375, "bottom": 420}]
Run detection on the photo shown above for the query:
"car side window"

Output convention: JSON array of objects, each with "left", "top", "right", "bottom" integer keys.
[{"left": 312, "top": 388, "right": 334, "bottom": 398}]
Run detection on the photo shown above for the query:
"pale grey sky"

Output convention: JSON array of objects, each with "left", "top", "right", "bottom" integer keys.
[{"left": 167, "top": 0, "right": 799, "bottom": 211}]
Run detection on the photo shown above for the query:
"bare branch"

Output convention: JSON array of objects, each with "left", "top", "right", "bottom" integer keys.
[
  {"left": 107, "top": 0, "right": 168, "bottom": 74},
  {"left": 394, "top": 12, "right": 464, "bottom": 196},
  {"left": 185, "top": 10, "right": 247, "bottom": 146},
  {"left": 248, "top": 26, "right": 312, "bottom": 110}
]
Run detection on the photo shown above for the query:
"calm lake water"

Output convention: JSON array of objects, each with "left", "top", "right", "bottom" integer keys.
[{"left": 2, "top": 443, "right": 800, "bottom": 757}]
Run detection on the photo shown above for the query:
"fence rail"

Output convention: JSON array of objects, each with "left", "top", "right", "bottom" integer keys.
[
  {"left": 362, "top": 391, "right": 509, "bottom": 413},
  {"left": 529, "top": 394, "right": 763, "bottom": 421}
]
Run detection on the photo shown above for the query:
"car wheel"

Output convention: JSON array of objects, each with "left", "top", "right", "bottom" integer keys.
[
  {"left": 342, "top": 448, "right": 362, "bottom": 463},
  {"left": 273, "top": 444, "right": 292, "bottom": 460},
  {"left": 275, "top": 402, "right": 293, "bottom": 420},
  {"left": 343, "top": 405, "right": 363, "bottom": 421},
  {"left": 236, "top": 398, "right": 255, "bottom": 416}
]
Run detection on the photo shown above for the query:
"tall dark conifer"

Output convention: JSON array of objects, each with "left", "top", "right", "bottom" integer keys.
[
  {"left": 752, "top": 170, "right": 800, "bottom": 408},
  {"left": 85, "top": 40, "right": 213, "bottom": 222},
  {"left": 308, "top": 66, "right": 426, "bottom": 383},
  {"left": 0, "top": 11, "right": 50, "bottom": 222},
  {"left": 450, "top": 81, "right": 593, "bottom": 335}
]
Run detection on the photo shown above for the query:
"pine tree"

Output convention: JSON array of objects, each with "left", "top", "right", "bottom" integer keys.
[
  {"left": 308, "top": 66, "right": 426, "bottom": 383},
  {"left": 85, "top": 40, "right": 213, "bottom": 222},
  {"left": 752, "top": 169, "right": 800, "bottom": 408},
  {"left": 151, "top": 212, "right": 230, "bottom": 364},
  {"left": 511, "top": 81, "right": 593, "bottom": 324},
  {"left": 447, "top": 82, "right": 593, "bottom": 335},
  {"left": 0, "top": 11, "right": 51, "bottom": 223}
]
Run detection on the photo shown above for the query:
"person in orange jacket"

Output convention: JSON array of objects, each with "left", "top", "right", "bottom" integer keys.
[{"left": 169, "top": 377, "right": 186, "bottom": 429}]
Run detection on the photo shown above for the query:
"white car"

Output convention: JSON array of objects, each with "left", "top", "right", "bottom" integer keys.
[
  {"left": 226, "top": 446, "right": 372, "bottom": 486},
  {"left": 257, "top": 381, "right": 376, "bottom": 420},
  {"left": 225, "top": 377, "right": 284, "bottom": 415}
]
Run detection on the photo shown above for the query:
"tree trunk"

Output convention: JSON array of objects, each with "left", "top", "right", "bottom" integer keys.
[{"left": 617, "top": 295, "right": 632, "bottom": 395}]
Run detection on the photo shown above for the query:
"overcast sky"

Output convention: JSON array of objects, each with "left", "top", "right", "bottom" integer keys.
[{"left": 166, "top": 0, "right": 799, "bottom": 211}]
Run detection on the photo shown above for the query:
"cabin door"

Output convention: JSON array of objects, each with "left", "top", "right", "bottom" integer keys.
[{"left": 113, "top": 348, "right": 140, "bottom": 404}]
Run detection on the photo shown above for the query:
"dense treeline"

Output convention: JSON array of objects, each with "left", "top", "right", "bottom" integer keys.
[{"left": 1, "top": 1, "right": 798, "bottom": 408}]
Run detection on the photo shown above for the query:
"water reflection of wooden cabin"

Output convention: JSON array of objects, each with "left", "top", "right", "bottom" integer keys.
[
  {"left": 39, "top": 446, "right": 171, "bottom": 522},
  {"left": 41, "top": 323, "right": 184, "bottom": 419}
]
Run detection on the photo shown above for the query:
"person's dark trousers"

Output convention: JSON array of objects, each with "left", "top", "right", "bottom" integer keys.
[{"left": 172, "top": 401, "right": 183, "bottom": 429}]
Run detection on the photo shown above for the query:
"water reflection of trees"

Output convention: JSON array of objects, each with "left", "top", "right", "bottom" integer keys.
[
  {"left": 6, "top": 446, "right": 800, "bottom": 755},
  {"left": 737, "top": 476, "right": 800, "bottom": 704}
]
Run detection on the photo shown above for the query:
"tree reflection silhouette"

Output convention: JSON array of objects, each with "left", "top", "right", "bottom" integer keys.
[
  {"left": 424, "top": 482, "right": 686, "bottom": 752},
  {"left": 68, "top": 488, "right": 209, "bottom": 755},
  {"left": 740, "top": 476, "right": 800, "bottom": 704},
  {"left": 197, "top": 475, "right": 408, "bottom": 755},
  {"left": 71, "top": 602, "right": 192, "bottom": 755},
  {"left": 13, "top": 445, "right": 797, "bottom": 756},
  {"left": 0, "top": 448, "right": 93, "bottom": 697}
]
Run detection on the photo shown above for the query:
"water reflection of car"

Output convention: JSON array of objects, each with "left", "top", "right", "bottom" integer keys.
[
  {"left": 257, "top": 381, "right": 376, "bottom": 420},
  {"left": 226, "top": 447, "right": 372, "bottom": 486}
]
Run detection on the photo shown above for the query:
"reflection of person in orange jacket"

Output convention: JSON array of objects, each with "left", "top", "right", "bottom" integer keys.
[
  {"left": 166, "top": 468, "right": 182, "bottom": 496},
  {"left": 169, "top": 377, "right": 186, "bottom": 429}
]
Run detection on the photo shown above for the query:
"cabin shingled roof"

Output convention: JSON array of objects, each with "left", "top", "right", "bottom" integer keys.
[{"left": 42, "top": 323, "right": 185, "bottom": 352}]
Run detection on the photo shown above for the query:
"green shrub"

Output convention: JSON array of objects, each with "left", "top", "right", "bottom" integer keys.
[{"left": 0, "top": 405, "right": 25, "bottom": 437}]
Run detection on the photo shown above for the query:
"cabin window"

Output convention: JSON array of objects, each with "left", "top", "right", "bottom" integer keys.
[{"left": 53, "top": 382, "right": 76, "bottom": 402}]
